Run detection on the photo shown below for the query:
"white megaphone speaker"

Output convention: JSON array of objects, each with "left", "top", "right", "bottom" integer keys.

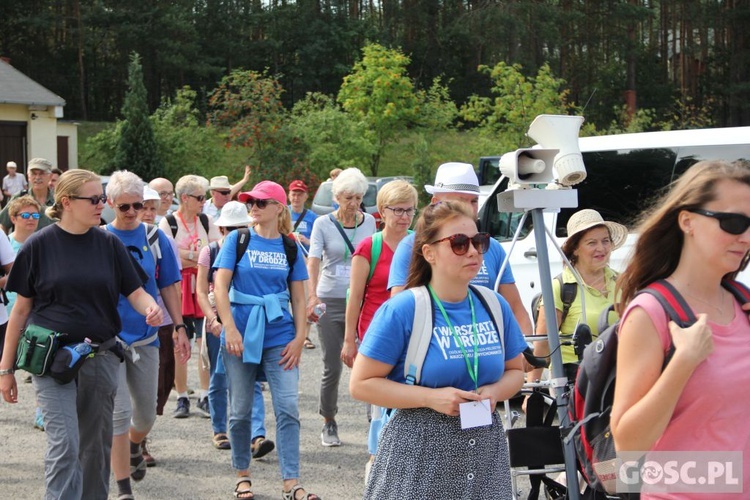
[
  {"left": 527, "top": 114, "right": 586, "bottom": 186},
  {"left": 498, "top": 148, "right": 557, "bottom": 187}
]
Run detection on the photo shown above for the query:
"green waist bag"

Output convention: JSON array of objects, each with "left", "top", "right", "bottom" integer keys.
[{"left": 15, "top": 324, "right": 63, "bottom": 376}]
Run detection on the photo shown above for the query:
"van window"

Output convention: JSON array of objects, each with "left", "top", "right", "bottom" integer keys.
[
  {"left": 313, "top": 183, "right": 333, "bottom": 206},
  {"left": 363, "top": 184, "right": 377, "bottom": 207}
]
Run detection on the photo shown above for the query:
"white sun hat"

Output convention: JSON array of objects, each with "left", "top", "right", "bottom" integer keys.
[
  {"left": 424, "top": 162, "right": 480, "bottom": 196},
  {"left": 214, "top": 201, "right": 252, "bottom": 228},
  {"left": 143, "top": 186, "right": 161, "bottom": 202}
]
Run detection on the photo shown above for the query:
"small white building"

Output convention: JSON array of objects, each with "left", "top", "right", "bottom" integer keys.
[{"left": 0, "top": 57, "right": 78, "bottom": 177}]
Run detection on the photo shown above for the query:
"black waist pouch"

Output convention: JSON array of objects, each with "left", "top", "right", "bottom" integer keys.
[{"left": 49, "top": 343, "right": 94, "bottom": 384}]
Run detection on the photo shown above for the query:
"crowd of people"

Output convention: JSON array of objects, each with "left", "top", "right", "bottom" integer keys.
[{"left": 0, "top": 157, "right": 749, "bottom": 499}]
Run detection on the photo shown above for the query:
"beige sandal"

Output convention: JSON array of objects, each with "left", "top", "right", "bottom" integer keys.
[
  {"left": 234, "top": 477, "right": 254, "bottom": 499},
  {"left": 282, "top": 484, "right": 321, "bottom": 500}
]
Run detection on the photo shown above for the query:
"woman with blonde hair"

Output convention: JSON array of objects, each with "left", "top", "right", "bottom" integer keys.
[
  {"left": 214, "top": 181, "right": 318, "bottom": 500},
  {"left": 350, "top": 201, "right": 527, "bottom": 498},
  {"left": 0, "top": 169, "right": 162, "bottom": 500},
  {"left": 307, "top": 167, "right": 377, "bottom": 447},
  {"left": 611, "top": 160, "right": 750, "bottom": 497}
]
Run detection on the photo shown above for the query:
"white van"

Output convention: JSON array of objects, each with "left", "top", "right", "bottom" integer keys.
[{"left": 478, "top": 126, "right": 750, "bottom": 312}]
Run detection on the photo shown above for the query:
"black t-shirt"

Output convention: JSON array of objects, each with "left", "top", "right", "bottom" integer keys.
[{"left": 7, "top": 224, "right": 147, "bottom": 343}]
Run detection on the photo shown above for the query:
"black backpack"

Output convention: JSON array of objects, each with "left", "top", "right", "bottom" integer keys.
[
  {"left": 566, "top": 278, "right": 750, "bottom": 494},
  {"left": 531, "top": 274, "right": 577, "bottom": 327},
  {"left": 207, "top": 228, "right": 298, "bottom": 284},
  {"left": 165, "top": 213, "right": 209, "bottom": 238}
]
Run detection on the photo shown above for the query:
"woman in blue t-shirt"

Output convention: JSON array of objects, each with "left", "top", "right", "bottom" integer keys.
[
  {"left": 213, "top": 181, "right": 319, "bottom": 500},
  {"left": 350, "top": 201, "right": 527, "bottom": 499}
]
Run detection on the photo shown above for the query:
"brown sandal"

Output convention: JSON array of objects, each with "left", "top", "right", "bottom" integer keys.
[
  {"left": 213, "top": 432, "right": 231, "bottom": 450},
  {"left": 234, "top": 477, "right": 254, "bottom": 499},
  {"left": 303, "top": 337, "right": 316, "bottom": 349}
]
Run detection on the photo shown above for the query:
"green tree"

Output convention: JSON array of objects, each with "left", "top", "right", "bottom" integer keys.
[
  {"left": 338, "top": 43, "right": 420, "bottom": 176},
  {"left": 113, "top": 52, "right": 162, "bottom": 179},
  {"left": 207, "top": 69, "right": 288, "bottom": 172},
  {"left": 460, "top": 62, "right": 574, "bottom": 150},
  {"left": 289, "top": 92, "right": 374, "bottom": 179}
]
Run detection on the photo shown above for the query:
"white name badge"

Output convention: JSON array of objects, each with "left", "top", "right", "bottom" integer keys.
[
  {"left": 335, "top": 265, "right": 351, "bottom": 278},
  {"left": 459, "top": 399, "right": 493, "bottom": 430}
]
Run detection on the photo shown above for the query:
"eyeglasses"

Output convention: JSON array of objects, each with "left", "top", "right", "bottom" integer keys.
[
  {"left": 246, "top": 199, "right": 277, "bottom": 209},
  {"left": 70, "top": 194, "right": 107, "bottom": 205},
  {"left": 17, "top": 212, "right": 41, "bottom": 220},
  {"left": 158, "top": 191, "right": 174, "bottom": 198},
  {"left": 430, "top": 232, "right": 491, "bottom": 255},
  {"left": 688, "top": 208, "right": 750, "bottom": 235},
  {"left": 213, "top": 190, "right": 231, "bottom": 196},
  {"left": 187, "top": 194, "right": 205, "bottom": 202},
  {"left": 116, "top": 202, "right": 144, "bottom": 212},
  {"left": 385, "top": 206, "right": 417, "bottom": 217}
]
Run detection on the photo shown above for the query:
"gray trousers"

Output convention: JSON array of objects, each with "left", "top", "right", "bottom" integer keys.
[
  {"left": 113, "top": 345, "right": 159, "bottom": 436},
  {"left": 34, "top": 351, "right": 120, "bottom": 500},
  {"left": 317, "top": 297, "right": 346, "bottom": 419}
]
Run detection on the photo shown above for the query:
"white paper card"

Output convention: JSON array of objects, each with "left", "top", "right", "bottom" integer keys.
[
  {"left": 459, "top": 399, "right": 493, "bottom": 430},
  {"left": 335, "top": 265, "right": 351, "bottom": 278}
]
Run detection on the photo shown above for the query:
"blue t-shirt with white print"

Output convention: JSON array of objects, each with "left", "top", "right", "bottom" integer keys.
[
  {"left": 215, "top": 228, "right": 309, "bottom": 349},
  {"left": 387, "top": 232, "right": 515, "bottom": 290},
  {"left": 289, "top": 206, "right": 318, "bottom": 250},
  {"left": 359, "top": 287, "right": 527, "bottom": 390},
  {"left": 107, "top": 224, "right": 181, "bottom": 346}
]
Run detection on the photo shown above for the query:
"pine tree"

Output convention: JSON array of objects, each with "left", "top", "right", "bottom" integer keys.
[{"left": 113, "top": 52, "right": 162, "bottom": 179}]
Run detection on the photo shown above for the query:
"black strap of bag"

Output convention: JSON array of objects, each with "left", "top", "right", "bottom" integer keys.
[
  {"left": 328, "top": 213, "right": 355, "bottom": 254},
  {"left": 293, "top": 208, "right": 308, "bottom": 231}
]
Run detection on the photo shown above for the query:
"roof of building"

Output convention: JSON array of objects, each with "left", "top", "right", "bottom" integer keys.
[{"left": 0, "top": 58, "right": 65, "bottom": 107}]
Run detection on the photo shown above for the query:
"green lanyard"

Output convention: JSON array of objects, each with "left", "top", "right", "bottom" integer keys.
[{"left": 427, "top": 285, "right": 480, "bottom": 391}]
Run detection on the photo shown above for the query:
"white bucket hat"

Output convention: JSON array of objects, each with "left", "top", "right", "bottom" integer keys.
[
  {"left": 424, "top": 162, "right": 480, "bottom": 196},
  {"left": 214, "top": 201, "right": 252, "bottom": 227},
  {"left": 209, "top": 176, "right": 232, "bottom": 190},
  {"left": 143, "top": 186, "right": 161, "bottom": 202},
  {"left": 566, "top": 209, "right": 628, "bottom": 250}
]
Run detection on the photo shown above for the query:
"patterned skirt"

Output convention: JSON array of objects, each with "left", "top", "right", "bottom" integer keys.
[{"left": 363, "top": 407, "right": 513, "bottom": 499}]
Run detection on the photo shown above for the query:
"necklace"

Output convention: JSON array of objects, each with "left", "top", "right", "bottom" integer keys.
[{"left": 671, "top": 277, "right": 726, "bottom": 315}]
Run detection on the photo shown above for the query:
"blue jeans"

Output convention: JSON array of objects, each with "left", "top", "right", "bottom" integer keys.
[
  {"left": 206, "top": 326, "right": 265, "bottom": 438},
  {"left": 222, "top": 344, "right": 300, "bottom": 478}
]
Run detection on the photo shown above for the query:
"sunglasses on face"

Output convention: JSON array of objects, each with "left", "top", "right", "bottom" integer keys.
[
  {"left": 213, "top": 190, "right": 231, "bottom": 196},
  {"left": 116, "top": 202, "right": 144, "bottom": 212},
  {"left": 187, "top": 194, "right": 205, "bottom": 202},
  {"left": 689, "top": 208, "right": 750, "bottom": 235},
  {"left": 18, "top": 212, "right": 41, "bottom": 220},
  {"left": 246, "top": 199, "right": 277, "bottom": 209},
  {"left": 70, "top": 194, "right": 107, "bottom": 205},
  {"left": 431, "top": 232, "right": 491, "bottom": 255}
]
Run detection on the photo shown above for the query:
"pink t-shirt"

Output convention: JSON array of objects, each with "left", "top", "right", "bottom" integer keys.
[
  {"left": 353, "top": 236, "right": 395, "bottom": 341},
  {"left": 621, "top": 293, "right": 750, "bottom": 498}
]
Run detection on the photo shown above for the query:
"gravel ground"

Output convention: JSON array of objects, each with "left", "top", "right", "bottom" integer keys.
[{"left": 0, "top": 323, "right": 529, "bottom": 499}]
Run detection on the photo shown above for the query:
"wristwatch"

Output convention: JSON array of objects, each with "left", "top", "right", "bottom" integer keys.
[
  {"left": 0, "top": 368, "right": 14, "bottom": 376},
  {"left": 174, "top": 323, "right": 188, "bottom": 333}
]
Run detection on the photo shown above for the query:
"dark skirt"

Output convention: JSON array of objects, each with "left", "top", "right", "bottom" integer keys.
[{"left": 364, "top": 407, "right": 513, "bottom": 499}]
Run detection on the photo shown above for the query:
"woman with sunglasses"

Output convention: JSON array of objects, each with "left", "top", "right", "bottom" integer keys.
[
  {"left": 307, "top": 167, "right": 377, "bottom": 447},
  {"left": 214, "top": 181, "right": 319, "bottom": 500},
  {"left": 159, "top": 174, "right": 220, "bottom": 419},
  {"left": 5, "top": 195, "right": 41, "bottom": 315},
  {"left": 105, "top": 170, "right": 188, "bottom": 500},
  {"left": 0, "top": 169, "right": 163, "bottom": 500},
  {"left": 350, "top": 201, "right": 527, "bottom": 498},
  {"left": 611, "top": 160, "right": 750, "bottom": 496},
  {"left": 529, "top": 209, "right": 627, "bottom": 386}
]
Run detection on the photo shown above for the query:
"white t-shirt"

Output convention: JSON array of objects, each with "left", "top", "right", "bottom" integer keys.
[{"left": 2, "top": 174, "right": 27, "bottom": 196}]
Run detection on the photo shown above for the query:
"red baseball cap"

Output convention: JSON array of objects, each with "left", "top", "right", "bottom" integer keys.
[
  {"left": 288, "top": 180, "right": 308, "bottom": 193},
  {"left": 238, "top": 181, "right": 287, "bottom": 205}
]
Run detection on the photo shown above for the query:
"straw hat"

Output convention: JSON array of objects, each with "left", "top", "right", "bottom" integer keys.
[{"left": 566, "top": 209, "right": 628, "bottom": 250}]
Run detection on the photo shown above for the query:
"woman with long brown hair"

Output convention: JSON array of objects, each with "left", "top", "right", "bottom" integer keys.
[{"left": 611, "top": 160, "right": 750, "bottom": 497}]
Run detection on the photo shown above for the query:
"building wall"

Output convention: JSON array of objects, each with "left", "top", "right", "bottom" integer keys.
[{"left": 0, "top": 104, "right": 77, "bottom": 171}]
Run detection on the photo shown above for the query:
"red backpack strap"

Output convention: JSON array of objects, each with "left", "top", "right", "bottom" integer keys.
[
  {"left": 642, "top": 279, "right": 696, "bottom": 327},
  {"left": 721, "top": 279, "right": 750, "bottom": 306}
]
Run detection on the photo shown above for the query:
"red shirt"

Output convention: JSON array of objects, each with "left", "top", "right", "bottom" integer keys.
[{"left": 353, "top": 235, "right": 395, "bottom": 341}]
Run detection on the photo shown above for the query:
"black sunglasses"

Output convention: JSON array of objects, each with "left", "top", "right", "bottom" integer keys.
[
  {"left": 430, "top": 232, "right": 491, "bottom": 255},
  {"left": 18, "top": 212, "right": 41, "bottom": 220},
  {"left": 116, "top": 202, "right": 145, "bottom": 212},
  {"left": 688, "top": 208, "right": 750, "bottom": 235},
  {"left": 246, "top": 199, "right": 277, "bottom": 209},
  {"left": 187, "top": 194, "right": 206, "bottom": 202},
  {"left": 71, "top": 194, "right": 107, "bottom": 205},
  {"left": 213, "top": 190, "right": 231, "bottom": 196}
]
